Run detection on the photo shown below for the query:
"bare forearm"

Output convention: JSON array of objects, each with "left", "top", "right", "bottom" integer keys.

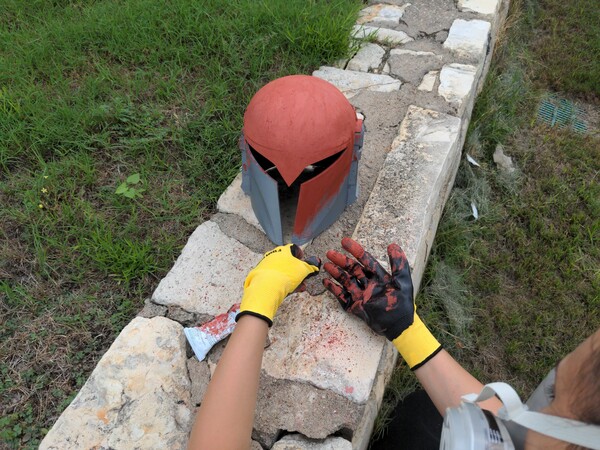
[
  {"left": 414, "top": 349, "right": 502, "bottom": 416},
  {"left": 188, "top": 315, "right": 268, "bottom": 450}
]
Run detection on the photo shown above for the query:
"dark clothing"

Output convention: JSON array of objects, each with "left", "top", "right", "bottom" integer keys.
[{"left": 370, "top": 390, "right": 443, "bottom": 450}]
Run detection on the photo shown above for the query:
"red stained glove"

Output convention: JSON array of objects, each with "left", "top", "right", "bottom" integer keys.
[{"left": 323, "top": 238, "right": 441, "bottom": 370}]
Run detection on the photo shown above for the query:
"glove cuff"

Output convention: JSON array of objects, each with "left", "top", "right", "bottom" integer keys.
[
  {"left": 235, "top": 310, "right": 273, "bottom": 327},
  {"left": 392, "top": 314, "right": 442, "bottom": 370}
]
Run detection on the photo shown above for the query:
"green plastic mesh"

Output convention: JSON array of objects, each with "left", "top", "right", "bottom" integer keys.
[{"left": 537, "top": 94, "right": 588, "bottom": 133}]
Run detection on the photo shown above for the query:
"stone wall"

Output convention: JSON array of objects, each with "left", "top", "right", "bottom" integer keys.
[{"left": 40, "top": 1, "right": 509, "bottom": 449}]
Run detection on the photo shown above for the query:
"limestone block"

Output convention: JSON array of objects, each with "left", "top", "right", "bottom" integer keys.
[
  {"left": 151, "top": 220, "right": 262, "bottom": 315},
  {"left": 253, "top": 375, "right": 362, "bottom": 447},
  {"left": 458, "top": 0, "right": 500, "bottom": 15},
  {"left": 137, "top": 298, "right": 167, "bottom": 318},
  {"left": 388, "top": 49, "right": 443, "bottom": 85},
  {"left": 263, "top": 292, "right": 385, "bottom": 404},
  {"left": 418, "top": 70, "right": 439, "bottom": 92},
  {"left": 217, "top": 172, "right": 264, "bottom": 233},
  {"left": 347, "top": 43, "right": 386, "bottom": 72},
  {"left": 351, "top": 342, "right": 397, "bottom": 450},
  {"left": 40, "top": 317, "right": 192, "bottom": 450},
  {"left": 352, "top": 25, "right": 413, "bottom": 45},
  {"left": 357, "top": 4, "right": 410, "bottom": 27},
  {"left": 312, "top": 66, "right": 401, "bottom": 99},
  {"left": 443, "top": 19, "right": 491, "bottom": 62},
  {"left": 390, "top": 49, "right": 438, "bottom": 57},
  {"left": 354, "top": 106, "right": 462, "bottom": 291},
  {"left": 396, "top": 0, "right": 458, "bottom": 37},
  {"left": 273, "top": 434, "right": 352, "bottom": 450},
  {"left": 167, "top": 305, "right": 212, "bottom": 327},
  {"left": 438, "top": 63, "right": 477, "bottom": 116},
  {"left": 187, "top": 357, "right": 211, "bottom": 407}
]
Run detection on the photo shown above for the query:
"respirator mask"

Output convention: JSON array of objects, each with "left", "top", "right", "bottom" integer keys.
[{"left": 440, "top": 369, "right": 600, "bottom": 450}]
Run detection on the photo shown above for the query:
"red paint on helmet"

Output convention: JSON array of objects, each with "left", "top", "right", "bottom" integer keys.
[
  {"left": 243, "top": 75, "right": 357, "bottom": 187},
  {"left": 294, "top": 146, "right": 352, "bottom": 237}
]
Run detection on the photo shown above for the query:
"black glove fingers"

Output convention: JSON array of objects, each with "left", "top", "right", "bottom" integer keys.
[
  {"left": 358, "top": 251, "right": 391, "bottom": 283},
  {"left": 387, "top": 243, "right": 412, "bottom": 291},
  {"left": 341, "top": 237, "right": 390, "bottom": 282},
  {"left": 323, "top": 262, "right": 363, "bottom": 297},
  {"left": 326, "top": 249, "right": 368, "bottom": 286},
  {"left": 323, "top": 278, "right": 353, "bottom": 310}
]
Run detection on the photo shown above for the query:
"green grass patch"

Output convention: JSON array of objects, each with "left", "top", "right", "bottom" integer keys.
[
  {"left": 532, "top": 0, "right": 600, "bottom": 100},
  {"left": 0, "top": 0, "right": 362, "bottom": 446}
]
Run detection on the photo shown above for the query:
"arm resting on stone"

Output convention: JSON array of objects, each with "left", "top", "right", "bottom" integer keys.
[{"left": 187, "top": 315, "right": 268, "bottom": 450}]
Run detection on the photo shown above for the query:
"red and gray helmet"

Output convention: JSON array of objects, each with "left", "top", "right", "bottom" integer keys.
[{"left": 241, "top": 75, "right": 364, "bottom": 245}]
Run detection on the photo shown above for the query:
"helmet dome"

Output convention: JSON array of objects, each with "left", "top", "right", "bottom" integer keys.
[{"left": 243, "top": 75, "right": 357, "bottom": 186}]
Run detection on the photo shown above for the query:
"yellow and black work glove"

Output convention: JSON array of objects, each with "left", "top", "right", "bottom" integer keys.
[
  {"left": 323, "top": 237, "right": 441, "bottom": 370},
  {"left": 236, "top": 244, "right": 321, "bottom": 326}
]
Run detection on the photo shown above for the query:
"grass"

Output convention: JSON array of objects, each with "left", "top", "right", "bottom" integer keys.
[
  {"left": 373, "top": 0, "right": 599, "bottom": 441},
  {"left": 0, "top": 0, "right": 362, "bottom": 446}
]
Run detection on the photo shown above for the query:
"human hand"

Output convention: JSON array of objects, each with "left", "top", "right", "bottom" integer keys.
[
  {"left": 236, "top": 244, "right": 321, "bottom": 326},
  {"left": 323, "top": 237, "right": 414, "bottom": 340},
  {"left": 323, "top": 238, "right": 441, "bottom": 369}
]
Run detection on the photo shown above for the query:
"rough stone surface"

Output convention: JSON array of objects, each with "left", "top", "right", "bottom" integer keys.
[
  {"left": 347, "top": 43, "right": 386, "bottom": 73},
  {"left": 357, "top": 4, "right": 409, "bottom": 28},
  {"left": 435, "top": 30, "right": 449, "bottom": 43},
  {"left": 352, "top": 25, "right": 413, "bottom": 45},
  {"left": 263, "top": 292, "right": 385, "bottom": 404},
  {"left": 387, "top": 49, "right": 443, "bottom": 85},
  {"left": 137, "top": 298, "right": 167, "bottom": 318},
  {"left": 353, "top": 106, "right": 462, "bottom": 291},
  {"left": 351, "top": 342, "right": 397, "bottom": 450},
  {"left": 217, "top": 173, "right": 264, "bottom": 234},
  {"left": 313, "top": 66, "right": 401, "bottom": 99},
  {"left": 273, "top": 434, "right": 352, "bottom": 450},
  {"left": 187, "top": 357, "right": 211, "bottom": 408},
  {"left": 458, "top": 0, "right": 499, "bottom": 15},
  {"left": 438, "top": 63, "right": 477, "bottom": 115},
  {"left": 212, "top": 211, "right": 274, "bottom": 255},
  {"left": 253, "top": 374, "right": 362, "bottom": 447},
  {"left": 443, "top": 19, "right": 491, "bottom": 62},
  {"left": 402, "top": 38, "right": 447, "bottom": 55},
  {"left": 396, "top": 0, "right": 457, "bottom": 38},
  {"left": 167, "top": 305, "right": 212, "bottom": 327},
  {"left": 418, "top": 70, "right": 439, "bottom": 91},
  {"left": 152, "top": 220, "right": 262, "bottom": 315},
  {"left": 251, "top": 441, "right": 264, "bottom": 450},
  {"left": 40, "top": 317, "right": 192, "bottom": 450}
]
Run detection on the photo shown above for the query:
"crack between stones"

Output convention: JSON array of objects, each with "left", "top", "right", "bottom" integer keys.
[{"left": 262, "top": 370, "right": 368, "bottom": 407}]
